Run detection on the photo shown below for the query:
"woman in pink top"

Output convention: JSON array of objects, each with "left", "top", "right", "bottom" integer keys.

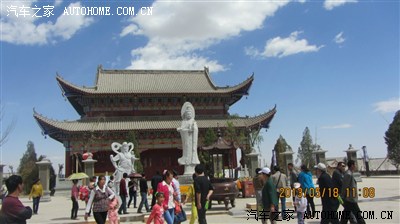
[
  {"left": 146, "top": 192, "right": 165, "bottom": 224},
  {"left": 156, "top": 170, "right": 176, "bottom": 224}
]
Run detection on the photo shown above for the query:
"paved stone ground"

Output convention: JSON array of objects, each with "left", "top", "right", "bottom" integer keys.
[{"left": 1, "top": 176, "right": 398, "bottom": 224}]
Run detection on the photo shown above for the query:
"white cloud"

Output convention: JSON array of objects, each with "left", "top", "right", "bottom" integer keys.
[
  {"left": 334, "top": 31, "right": 345, "bottom": 44},
  {"left": 321, "top": 124, "right": 353, "bottom": 129},
  {"left": 121, "top": 1, "right": 291, "bottom": 72},
  {"left": 373, "top": 98, "right": 400, "bottom": 113},
  {"left": 324, "top": 0, "right": 357, "bottom": 10},
  {"left": 54, "top": 0, "right": 63, "bottom": 7},
  {"left": 0, "top": 2, "right": 93, "bottom": 45},
  {"left": 245, "top": 31, "right": 324, "bottom": 58}
]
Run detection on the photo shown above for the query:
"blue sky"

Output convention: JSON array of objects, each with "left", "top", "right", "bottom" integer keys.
[{"left": 1, "top": 0, "right": 399, "bottom": 173}]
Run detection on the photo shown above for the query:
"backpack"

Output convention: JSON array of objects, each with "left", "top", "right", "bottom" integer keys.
[{"left": 79, "top": 186, "right": 89, "bottom": 201}]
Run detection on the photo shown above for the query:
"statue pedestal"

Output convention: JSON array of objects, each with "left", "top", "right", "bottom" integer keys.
[
  {"left": 182, "top": 164, "right": 197, "bottom": 176},
  {"left": 345, "top": 144, "right": 362, "bottom": 182},
  {"left": 312, "top": 150, "right": 327, "bottom": 165},
  {"left": 178, "top": 174, "right": 195, "bottom": 204},
  {"left": 36, "top": 160, "right": 52, "bottom": 202},
  {"left": 281, "top": 151, "right": 294, "bottom": 176},
  {"left": 246, "top": 150, "right": 259, "bottom": 177},
  {"left": 178, "top": 174, "right": 194, "bottom": 186},
  {"left": 83, "top": 158, "right": 97, "bottom": 180}
]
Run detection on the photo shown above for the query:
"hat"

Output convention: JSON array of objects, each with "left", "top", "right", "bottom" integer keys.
[
  {"left": 314, "top": 163, "right": 327, "bottom": 172},
  {"left": 258, "top": 167, "right": 271, "bottom": 175},
  {"left": 293, "top": 182, "right": 301, "bottom": 189}
]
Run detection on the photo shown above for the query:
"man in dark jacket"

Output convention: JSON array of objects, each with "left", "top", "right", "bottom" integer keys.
[
  {"left": 0, "top": 175, "right": 32, "bottom": 224},
  {"left": 332, "top": 162, "right": 345, "bottom": 211},
  {"left": 194, "top": 164, "right": 214, "bottom": 224},
  {"left": 137, "top": 173, "right": 150, "bottom": 213},
  {"left": 340, "top": 160, "right": 366, "bottom": 224},
  {"left": 150, "top": 171, "right": 163, "bottom": 209},
  {"left": 127, "top": 177, "right": 137, "bottom": 208},
  {"left": 315, "top": 163, "right": 339, "bottom": 224},
  {"left": 118, "top": 173, "right": 129, "bottom": 214},
  {"left": 333, "top": 162, "right": 357, "bottom": 224},
  {"left": 332, "top": 162, "right": 345, "bottom": 192}
]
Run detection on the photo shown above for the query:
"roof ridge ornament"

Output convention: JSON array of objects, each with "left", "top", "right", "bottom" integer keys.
[
  {"left": 95, "top": 64, "right": 103, "bottom": 86},
  {"left": 97, "top": 64, "right": 103, "bottom": 72},
  {"left": 204, "top": 66, "right": 209, "bottom": 75}
]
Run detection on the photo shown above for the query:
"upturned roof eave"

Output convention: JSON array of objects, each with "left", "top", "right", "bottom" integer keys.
[{"left": 32, "top": 106, "right": 276, "bottom": 135}]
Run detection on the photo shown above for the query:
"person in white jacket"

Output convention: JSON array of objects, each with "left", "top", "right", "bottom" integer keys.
[{"left": 293, "top": 182, "right": 307, "bottom": 224}]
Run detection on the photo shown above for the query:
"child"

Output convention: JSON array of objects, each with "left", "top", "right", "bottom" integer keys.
[
  {"left": 108, "top": 197, "right": 119, "bottom": 224},
  {"left": 293, "top": 182, "right": 307, "bottom": 224},
  {"left": 146, "top": 192, "right": 165, "bottom": 224}
]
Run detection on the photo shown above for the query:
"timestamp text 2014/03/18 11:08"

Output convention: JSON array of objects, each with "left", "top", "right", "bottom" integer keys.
[{"left": 278, "top": 187, "right": 376, "bottom": 198}]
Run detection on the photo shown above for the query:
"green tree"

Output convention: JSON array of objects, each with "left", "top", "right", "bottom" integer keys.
[
  {"left": 225, "top": 121, "right": 248, "bottom": 168},
  {"left": 384, "top": 110, "right": 400, "bottom": 171},
  {"left": 249, "top": 129, "right": 264, "bottom": 151},
  {"left": 225, "top": 121, "right": 247, "bottom": 149},
  {"left": 200, "top": 128, "right": 217, "bottom": 176},
  {"left": 203, "top": 128, "right": 218, "bottom": 146},
  {"left": 17, "top": 141, "right": 38, "bottom": 194},
  {"left": 225, "top": 121, "right": 237, "bottom": 143},
  {"left": 274, "top": 135, "right": 292, "bottom": 172},
  {"left": 297, "top": 127, "right": 315, "bottom": 169},
  {"left": 127, "top": 131, "right": 143, "bottom": 173}
]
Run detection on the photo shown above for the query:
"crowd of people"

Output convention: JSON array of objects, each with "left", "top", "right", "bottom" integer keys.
[
  {"left": 0, "top": 164, "right": 214, "bottom": 224},
  {"left": 72, "top": 163, "right": 213, "bottom": 224},
  {"left": 0, "top": 160, "right": 366, "bottom": 224},
  {"left": 253, "top": 160, "right": 365, "bottom": 224}
]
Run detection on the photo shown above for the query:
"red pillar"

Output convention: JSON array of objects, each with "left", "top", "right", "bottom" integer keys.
[{"left": 65, "top": 150, "right": 71, "bottom": 177}]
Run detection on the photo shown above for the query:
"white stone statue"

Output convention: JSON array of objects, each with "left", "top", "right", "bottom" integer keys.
[
  {"left": 177, "top": 102, "right": 200, "bottom": 174},
  {"left": 110, "top": 142, "right": 137, "bottom": 193}
]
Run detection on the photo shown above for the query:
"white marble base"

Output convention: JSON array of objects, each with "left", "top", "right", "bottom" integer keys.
[
  {"left": 182, "top": 164, "right": 197, "bottom": 176},
  {"left": 178, "top": 174, "right": 195, "bottom": 185}
]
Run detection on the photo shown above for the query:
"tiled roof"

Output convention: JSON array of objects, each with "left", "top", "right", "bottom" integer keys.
[
  {"left": 33, "top": 107, "right": 276, "bottom": 134},
  {"left": 202, "top": 137, "right": 235, "bottom": 150},
  {"left": 56, "top": 67, "right": 254, "bottom": 94}
]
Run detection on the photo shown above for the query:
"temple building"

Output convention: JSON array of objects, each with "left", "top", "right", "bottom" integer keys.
[{"left": 34, "top": 66, "right": 276, "bottom": 177}]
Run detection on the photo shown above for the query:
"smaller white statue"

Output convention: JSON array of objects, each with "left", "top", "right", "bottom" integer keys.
[
  {"left": 177, "top": 102, "right": 200, "bottom": 167},
  {"left": 110, "top": 142, "right": 137, "bottom": 192}
]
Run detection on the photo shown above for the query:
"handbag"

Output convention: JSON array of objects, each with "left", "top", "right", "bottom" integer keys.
[{"left": 174, "top": 205, "right": 187, "bottom": 223}]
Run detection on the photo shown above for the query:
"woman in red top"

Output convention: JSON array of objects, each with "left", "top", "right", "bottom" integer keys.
[
  {"left": 71, "top": 179, "right": 79, "bottom": 219},
  {"left": 156, "top": 170, "right": 176, "bottom": 224}
]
